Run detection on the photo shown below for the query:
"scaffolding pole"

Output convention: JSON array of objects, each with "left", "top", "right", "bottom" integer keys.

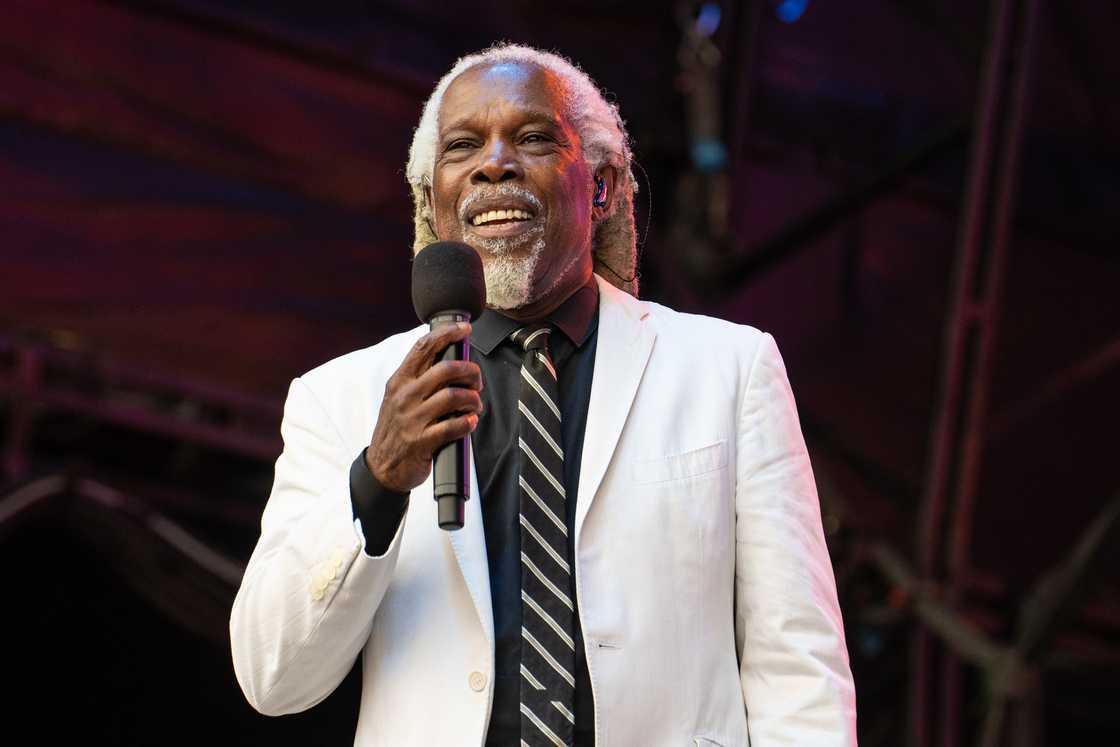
[{"left": 912, "top": 0, "right": 1043, "bottom": 745}]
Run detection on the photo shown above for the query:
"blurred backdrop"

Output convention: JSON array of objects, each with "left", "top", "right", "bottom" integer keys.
[{"left": 2, "top": 1, "right": 1118, "bottom": 745}]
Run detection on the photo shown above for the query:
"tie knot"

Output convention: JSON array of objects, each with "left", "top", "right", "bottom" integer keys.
[{"left": 511, "top": 324, "right": 552, "bottom": 353}]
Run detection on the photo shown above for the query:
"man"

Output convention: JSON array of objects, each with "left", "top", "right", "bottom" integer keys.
[{"left": 231, "top": 44, "right": 857, "bottom": 746}]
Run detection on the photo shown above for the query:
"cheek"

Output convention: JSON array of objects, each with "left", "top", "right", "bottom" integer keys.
[
  {"left": 561, "top": 187, "right": 592, "bottom": 231},
  {"left": 430, "top": 183, "right": 461, "bottom": 236},
  {"left": 435, "top": 209, "right": 460, "bottom": 238},
  {"left": 553, "top": 166, "right": 592, "bottom": 224}
]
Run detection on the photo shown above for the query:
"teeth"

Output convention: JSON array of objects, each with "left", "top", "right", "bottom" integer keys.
[{"left": 471, "top": 208, "right": 533, "bottom": 226}]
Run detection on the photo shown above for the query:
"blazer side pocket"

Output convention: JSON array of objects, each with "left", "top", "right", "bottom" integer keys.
[{"left": 632, "top": 440, "right": 727, "bottom": 485}]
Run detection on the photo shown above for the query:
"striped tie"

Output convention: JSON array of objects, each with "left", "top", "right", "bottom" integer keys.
[{"left": 512, "top": 324, "right": 575, "bottom": 747}]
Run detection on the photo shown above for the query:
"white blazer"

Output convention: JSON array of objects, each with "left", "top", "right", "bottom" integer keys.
[{"left": 231, "top": 275, "right": 857, "bottom": 746}]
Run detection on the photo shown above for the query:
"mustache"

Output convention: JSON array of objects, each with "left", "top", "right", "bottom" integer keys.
[{"left": 457, "top": 184, "right": 544, "bottom": 223}]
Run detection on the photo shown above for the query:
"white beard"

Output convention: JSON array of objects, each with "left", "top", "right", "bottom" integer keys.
[
  {"left": 453, "top": 183, "right": 591, "bottom": 311},
  {"left": 459, "top": 184, "right": 547, "bottom": 310},
  {"left": 479, "top": 234, "right": 546, "bottom": 310}
]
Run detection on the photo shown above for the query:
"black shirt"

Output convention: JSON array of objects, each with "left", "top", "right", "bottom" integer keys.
[{"left": 350, "top": 277, "right": 599, "bottom": 746}]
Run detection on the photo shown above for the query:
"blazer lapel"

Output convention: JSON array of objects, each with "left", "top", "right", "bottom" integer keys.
[
  {"left": 445, "top": 451, "right": 495, "bottom": 651},
  {"left": 575, "top": 275, "right": 656, "bottom": 544}
]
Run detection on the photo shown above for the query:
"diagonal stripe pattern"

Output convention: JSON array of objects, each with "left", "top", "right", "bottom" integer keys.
[{"left": 512, "top": 324, "right": 575, "bottom": 747}]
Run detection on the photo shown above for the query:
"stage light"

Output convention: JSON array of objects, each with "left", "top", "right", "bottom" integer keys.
[
  {"left": 776, "top": 0, "right": 809, "bottom": 23},
  {"left": 696, "top": 2, "right": 721, "bottom": 37},
  {"left": 691, "top": 138, "right": 728, "bottom": 172}
]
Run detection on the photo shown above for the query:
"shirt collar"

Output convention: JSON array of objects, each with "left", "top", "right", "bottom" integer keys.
[{"left": 471, "top": 275, "right": 599, "bottom": 356}]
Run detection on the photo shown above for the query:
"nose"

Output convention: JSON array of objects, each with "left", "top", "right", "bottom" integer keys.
[{"left": 471, "top": 139, "right": 522, "bottom": 184}]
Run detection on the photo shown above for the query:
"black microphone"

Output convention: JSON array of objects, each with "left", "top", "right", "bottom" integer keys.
[{"left": 411, "top": 241, "right": 486, "bottom": 531}]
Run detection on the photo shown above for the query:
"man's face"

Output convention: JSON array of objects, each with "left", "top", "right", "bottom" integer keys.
[{"left": 428, "top": 62, "right": 596, "bottom": 313}]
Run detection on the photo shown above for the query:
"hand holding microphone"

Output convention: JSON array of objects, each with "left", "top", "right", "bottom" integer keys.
[{"left": 364, "top": 241, "right": 486, "bottom": 531}]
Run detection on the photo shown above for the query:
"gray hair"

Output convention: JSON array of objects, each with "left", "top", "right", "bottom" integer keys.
[{"left": 404, "top": 43, "right": 639, "bottom": 296}]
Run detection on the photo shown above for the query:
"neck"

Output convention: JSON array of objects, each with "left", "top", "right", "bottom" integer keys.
[{"left": 497, "top": 265, "right": 594, "bottom": 323}]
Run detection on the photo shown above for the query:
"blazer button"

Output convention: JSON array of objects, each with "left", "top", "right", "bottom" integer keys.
[{"left": 468, "top": 671, "right": 487, "bottom": 692}]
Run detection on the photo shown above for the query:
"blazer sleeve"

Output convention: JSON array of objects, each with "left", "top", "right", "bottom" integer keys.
[
  {"left": 734, "top": 333, "right": 858, "bottom": 745},
  {"left": 230, "top": 376, "right": 407, "bottom": 716}
]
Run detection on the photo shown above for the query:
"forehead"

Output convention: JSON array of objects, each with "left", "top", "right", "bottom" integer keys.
[{"left": 438, "top": 61, "right": 571, "bottom": 131}]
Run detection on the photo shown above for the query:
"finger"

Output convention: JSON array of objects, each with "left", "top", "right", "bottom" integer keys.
[
  {"left": 418, "top": 413, "right": 478, "bottom": 453},
  {"left": 417, "top": 386, "right": 483, "bottom": 423},
  {"left": 416, "top": 360, "right": 483, "bottom": 399},
  {"left": 400, "top": 322, "right": 472, "bottom": 377}
]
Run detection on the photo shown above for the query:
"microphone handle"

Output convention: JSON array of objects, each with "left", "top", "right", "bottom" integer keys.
[{"left": 430, "top": 311, "right": 472, "bottom": 530}]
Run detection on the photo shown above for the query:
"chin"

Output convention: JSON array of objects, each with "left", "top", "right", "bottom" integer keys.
[{"left": 482, "top": 239, "right": 545, "bottom": 310}]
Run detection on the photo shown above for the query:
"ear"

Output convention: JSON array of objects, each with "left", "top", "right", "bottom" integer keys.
[{"left": 591, "top": 164, "right": 619, "bottom": 222}]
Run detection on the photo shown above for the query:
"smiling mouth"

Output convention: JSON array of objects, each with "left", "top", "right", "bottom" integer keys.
[{"left": 469, "top": 208, "right": 535, "bottom": 227}]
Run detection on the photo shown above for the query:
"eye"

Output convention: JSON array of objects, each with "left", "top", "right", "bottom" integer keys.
[
  {"left": 445, "top": 139, "right": 476, "bottom": 151},
  {"left": 521, "top": 132, "right": 551, "bottom": 144}
]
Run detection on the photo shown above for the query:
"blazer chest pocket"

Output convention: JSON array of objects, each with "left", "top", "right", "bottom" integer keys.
[{"left": 632, "top": 440, "right": 727, "bottom": 485}]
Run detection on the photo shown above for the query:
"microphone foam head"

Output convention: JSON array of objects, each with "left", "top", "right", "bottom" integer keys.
[{"left": 411, "top": 241, "right": 487, "bottom": 323}]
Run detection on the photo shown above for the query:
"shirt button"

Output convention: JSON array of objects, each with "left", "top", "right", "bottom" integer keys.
[{"left": 468, "top": 671, "right": 487, "bottom": 692}]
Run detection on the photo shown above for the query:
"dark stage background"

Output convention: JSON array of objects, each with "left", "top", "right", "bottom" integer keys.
[{"left": 2, "top": 1, "right": 1118, "bottom": 745}]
